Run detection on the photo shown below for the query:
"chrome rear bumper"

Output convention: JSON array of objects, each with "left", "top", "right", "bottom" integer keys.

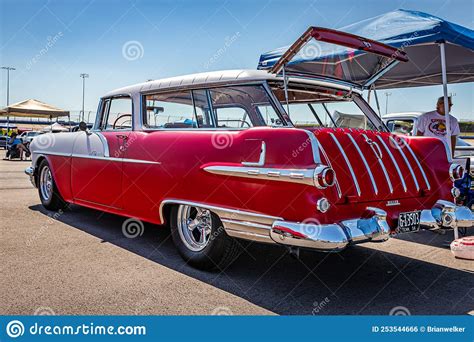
[
  {"left": 270, "top": 207, "right": 390, "bottom": 251},
  {"left": 218, "top": 205, "right": 390, "bottom": 252},
  {"left": 420, "top": 200, "right": 473, "bottom": 230}
]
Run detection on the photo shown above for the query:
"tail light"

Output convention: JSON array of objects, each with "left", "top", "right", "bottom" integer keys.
[
  {"left": 449, "top": 164, "right": 464, "bottom": 181},
  {"left": 314, "top": 165, "right": 335, "bottom": 189}
]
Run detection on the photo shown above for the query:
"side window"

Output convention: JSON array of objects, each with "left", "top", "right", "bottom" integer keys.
[
  {"left": 208, "top": 87, "right": 255, "bottom": 128},
  {"left": 145, "top": 91, "right": 205, "bottom": 129},
  {"left": 101, "top": 97, "right": 132, "bottom": 130},
  {"left": 209, "top": 85, "right": 284, "bottom": 128},
  {"left": 214, "top": 107, "right": 251, "bottom": 128},
  {"left": 286, "top": 103, "right": 324, "bottom": 127},
  {"left": 257, "top": 105, "right": 284, "bottom": 127},
  {"left": 143, "top": 85, "right": 286, "bottom": 129}
]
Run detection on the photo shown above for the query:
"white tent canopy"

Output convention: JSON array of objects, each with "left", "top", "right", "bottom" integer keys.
[
  {"left": 41, "top": 122, "right": 69, "bottom": 132},
  {"left": 0, "top": 99, "right": 69, "bottom": 119}
]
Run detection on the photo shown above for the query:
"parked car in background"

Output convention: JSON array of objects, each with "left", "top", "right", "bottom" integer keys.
[
  {"left": 26, "top": 27, "right": 473, "bottom": 270},
  {"left": 19, "top": 131, "right": 41, "bottom": 144},
  {"left": 383, "top": 112, "right": 474, "bottom": 157}
]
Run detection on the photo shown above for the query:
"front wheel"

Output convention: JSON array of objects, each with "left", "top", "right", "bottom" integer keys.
[
  {"left": 37, "top": 159, "right": 68, "bottom": 211},
  {"left": 170, "top": 204, "right": 240, "bottom": 271}
]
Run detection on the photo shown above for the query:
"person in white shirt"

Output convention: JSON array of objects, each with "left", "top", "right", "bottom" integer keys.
[{"left": 415, "top": 96, "right": 460, "bottom": 156}]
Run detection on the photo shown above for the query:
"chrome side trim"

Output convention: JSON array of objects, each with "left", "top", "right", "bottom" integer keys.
[
  {"left": 242, "top": 141, "right": 266, "bottom": 166},
  {"left": 376, "top": 136, "right": 407, "bottom": 192},
  {"left": 35, "top": 151, "right": 160, "bottom": 165},
  {"left": 72, "top": 154, "right": 161, "bottom": 164},
  {"left": 363, "top": 134, "right": 393, "bottom": 194},
  {"left": 303, "top": 130, "right": 322, "bottom": 164},
  {"left": 346, "top": 133, "right": 378, "bottom": 195},
  {"left": 315, "top": 137, "right": 342, "bottom": 198},
  {"left": 158, "top": 199, "right": 283, "bottom": 226},
  {"left": 399, "top": 137, "right": 431, "bottom": 190},
  {"left": 203, "top": 165, "right": 316, "bottom": 186},
  {"left": 32, "top": 151, "right": 71, "bottom": 157},
  {"left": 389, "top": 136, "right": 420, "bottom": 191},
  {"left": 329, "top": 132, "right": 361, "bottom": 196}
]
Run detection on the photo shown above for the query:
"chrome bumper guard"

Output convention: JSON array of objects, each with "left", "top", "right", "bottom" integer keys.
[
  {"left": 24, "top": 166, "right": 36, "bottom": 187},
  {"left": 420, "top": 200, "right": 473, "bottom": 230}
]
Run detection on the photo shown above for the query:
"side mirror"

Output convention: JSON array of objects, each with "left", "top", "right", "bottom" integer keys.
[
  {"left": 79, "top": 121, "right": 91, "bottom": 135},
  {"left": 79, "top": 121, "right": 88, "bottom": 131}
]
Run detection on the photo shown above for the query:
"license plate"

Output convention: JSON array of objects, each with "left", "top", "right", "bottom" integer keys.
[{"left": 396, "top": 210, "right": 421, "bottom": 234}]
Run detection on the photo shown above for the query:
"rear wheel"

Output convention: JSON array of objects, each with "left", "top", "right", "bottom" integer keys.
[
  {"left": 37, "top": 159, "right": 67, "bottom": 211},
  {"left": 170, "top": 204, "right": 240, "bottom": 271}
]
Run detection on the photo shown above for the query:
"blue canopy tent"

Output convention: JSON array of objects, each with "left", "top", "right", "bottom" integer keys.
[{"left": 258, "top": 9, "right": 474, "bottom": 153}]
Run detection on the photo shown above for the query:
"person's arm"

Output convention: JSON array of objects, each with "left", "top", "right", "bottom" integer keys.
[{"left": 414, "top": 116, "right": 425, "bottom": 136}]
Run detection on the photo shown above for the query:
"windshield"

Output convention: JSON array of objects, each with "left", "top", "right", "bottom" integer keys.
[{"left": 270, "top": 82, "right": 377, "bottom": 130}]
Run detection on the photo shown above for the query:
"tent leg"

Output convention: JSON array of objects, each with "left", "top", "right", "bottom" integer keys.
[
  {"left": 373, "top": 88, "right": 382, "bottom": 119},
  {"left": 439, "top": 42, "right": 451, "bottom": 157}
]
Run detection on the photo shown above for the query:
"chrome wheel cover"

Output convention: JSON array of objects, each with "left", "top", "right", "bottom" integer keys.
[
  {"left": 177, "top": 205, "right": 212, "bottom": 252},
  {"left": 39, "top": 165, "right": 53, "bottom": 202}
]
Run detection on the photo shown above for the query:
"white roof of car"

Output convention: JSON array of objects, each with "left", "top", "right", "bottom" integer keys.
[{"left": 105, "top": 69, "right": 356, "bottom": 97}]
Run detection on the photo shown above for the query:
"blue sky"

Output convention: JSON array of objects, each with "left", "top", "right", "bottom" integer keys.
[{"left": 0, "top": 0, "right": 473, "bottom": 121}]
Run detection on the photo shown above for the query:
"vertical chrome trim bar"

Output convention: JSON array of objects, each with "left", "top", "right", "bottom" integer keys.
[
  {"left": 376, "top": 136, "right": 407, "bottom": 192},
  {"left": 389, "top": 136, "right": 419, "bottom": 191},
  {"left": 329, "top": 132, "right": 361, "bottom": 196},
  {"left": 346, "top": 133, "right": 378, "bottom": 195},
  {"left": 399, "top": 138, "right": 431, "bottom": 190},
  {"left": 315, "top": 139, "right": 342, "bottom": 198},
  {"left": 363, "top": 134, "right": 393, "bottom": 194}
]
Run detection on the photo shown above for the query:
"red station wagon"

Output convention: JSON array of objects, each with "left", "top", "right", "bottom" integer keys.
[{"left": 26, "top": 27, "right": 473, "bottom": 270}]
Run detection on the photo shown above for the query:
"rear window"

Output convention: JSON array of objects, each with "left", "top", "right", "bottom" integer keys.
[{"left": 271, "top": 83, "right": 376, "bottom": 130}]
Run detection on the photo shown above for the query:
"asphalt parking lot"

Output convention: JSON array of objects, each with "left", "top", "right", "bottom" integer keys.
[{"left": 1, "top": 158, "right": 473, "bottom": 315}]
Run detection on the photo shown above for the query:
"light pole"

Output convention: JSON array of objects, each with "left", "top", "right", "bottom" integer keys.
[
  {"left": 80, "top": 73, "right": 89, "bottom": 122},
  {"left": 385, "top": 92, "right": 392, "bottom": 115},
  {"left": 1, "top": 66, "right": 16, "bottom": 132}
]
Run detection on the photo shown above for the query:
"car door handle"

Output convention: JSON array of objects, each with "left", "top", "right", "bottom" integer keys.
[{"left": 116, "top": 134, "right": 128, "bottom": 140}]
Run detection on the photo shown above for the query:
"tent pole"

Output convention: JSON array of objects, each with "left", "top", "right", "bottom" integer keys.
[
  {"left": 440, "top": 42, "right": 457, "bottom": 240},
  {"left": 373, "top": 88, "right": 382, "bottom": 118},
  {"left": 439, "top": 42, "right": 451, "bottom": 157}
]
